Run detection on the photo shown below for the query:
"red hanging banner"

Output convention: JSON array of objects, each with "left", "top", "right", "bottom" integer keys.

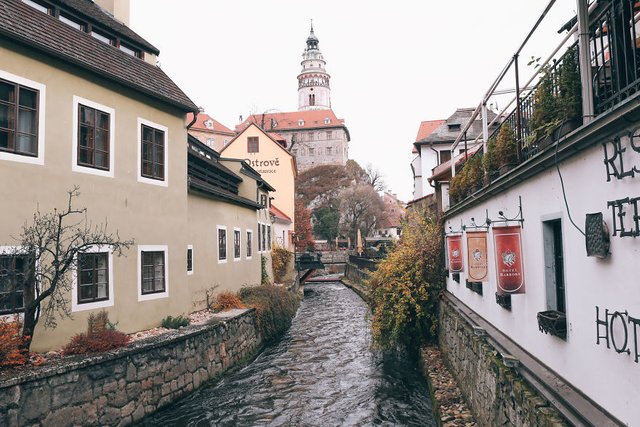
[
  {"left": 447, "top": 235, "right": 464, "bottom": 272},
  {"left": 466, "top": 231, "right": 488, "bottom": 282},
  {"left": 493, "top": 226, "right": 525, "bottom": 294}
]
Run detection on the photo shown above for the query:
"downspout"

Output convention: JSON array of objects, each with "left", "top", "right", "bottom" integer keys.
[{"left": 187, "top": 108, "right": 202, "bottom": 130}]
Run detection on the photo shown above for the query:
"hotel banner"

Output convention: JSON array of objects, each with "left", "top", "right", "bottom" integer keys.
[
  {"left": 493, "top": 226, "right": 525, "bottom": 294},
  {"left": 447, "top": 235, "right": 464, "bottom": 272},
  {"left": 466, "top": 231, "right": 488, "bottom": 282}
]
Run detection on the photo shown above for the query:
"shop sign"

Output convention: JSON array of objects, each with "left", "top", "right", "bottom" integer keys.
[
  {"left": 493, "top": 226, "right": 525, "bottom": 294},
  {"left": 596, "top": 306, "right": 640, "bottom": 364},
  {"left": 447, "top": 235, "right": 464, "bottom": 272},
  {"left": 245, "top": 157, "right": 280, "bottom": 174},
  {"left": 466, "top": 231, "right": 488, "bottom": 282}
]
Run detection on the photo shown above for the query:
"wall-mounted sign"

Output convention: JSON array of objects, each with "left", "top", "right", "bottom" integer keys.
[
  {"left": 493, "top": 226, "right": 525, "bottom": 294},
  {"left": 596, "top": 306, "right": 640, "bottom": 364},
  {"left": 244, "top": 157, "right": 280, "bottom": 174},
  {"left": 466, "top": 231, "right": 488, "bottom": 282},
  {"left": 447, "top": 235, "right": 464, "bottom": 272}
]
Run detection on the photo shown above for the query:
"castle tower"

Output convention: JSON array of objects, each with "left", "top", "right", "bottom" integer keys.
[{"left": 298, "top": 22, "right": 331, "bottom": 111}]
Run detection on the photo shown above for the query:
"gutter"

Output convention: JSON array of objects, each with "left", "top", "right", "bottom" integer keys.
[{"left": 187, "top": 108, "right": 202, "bottom": 130}]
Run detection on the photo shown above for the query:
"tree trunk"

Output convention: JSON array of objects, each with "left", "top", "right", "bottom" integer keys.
[{"left": 21, "top": 305, "right": 37, "bottom": 352}]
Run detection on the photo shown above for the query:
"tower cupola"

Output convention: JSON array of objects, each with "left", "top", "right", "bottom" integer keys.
[{"left": 298, "top": 21, "right": 331, "bottom": 111}]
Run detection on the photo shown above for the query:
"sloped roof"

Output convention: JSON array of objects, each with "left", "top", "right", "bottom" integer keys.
[
  {"left": 222, "top": 122, "right": 295, "bottom": 161},
  {"left": 186, "top": 112, "right": 234, "bottom": 135},
  {"left": 415, "top": 108, "right": 499, "bottom": 146},
  {"left": 270, "top": 204, "right": 292, "bottom": 223},
  {"left": 1, "top": 0, "right": 197, "bottom": 112},
  {"left": 237, "top": 109, "right": 348, "bottom": 137},
  {"left": 416, "top": 120, "right": 446, "bottom": 142}
]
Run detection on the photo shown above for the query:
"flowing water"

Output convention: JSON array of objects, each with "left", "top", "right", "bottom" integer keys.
[{"left": 142, "top": 282, "right": 436, "bottom": 426}]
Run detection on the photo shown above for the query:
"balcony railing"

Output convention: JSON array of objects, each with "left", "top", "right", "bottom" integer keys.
[{"left": 447, "top": 1, "right": 640, "bottom": 208}]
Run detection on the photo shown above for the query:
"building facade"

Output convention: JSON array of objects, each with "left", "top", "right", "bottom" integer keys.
[
  {"left": 186, "top": 112, "right": 235, "bottom": 152},
  {"left": 427, "top": 2, "right": 640, "bottom": 423},
  {"left": 0, "top": 0, "right": 273, "bottom": 351},
  {"left": 236, "top": 24, "right": 350, "bottom": 171}
]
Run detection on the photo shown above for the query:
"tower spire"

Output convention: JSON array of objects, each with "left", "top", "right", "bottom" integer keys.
[{"left": 298, "top": 22, "right": 331, "bottom": 111}]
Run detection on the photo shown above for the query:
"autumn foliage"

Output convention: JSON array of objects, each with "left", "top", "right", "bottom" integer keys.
[
  {"left": 367, "top": 208, "right": 444, "bottom": 351},
  {"left": 0, "top": 318, "right": 28, "bottom": 367},
  {"left": 63, "top": 329, "right": 130, "bottom": 355},
  {"left": 238, "top": 285, "right": 299, "bottom": 343},
  {"left": 294, "top": 200, "right": 314, "bottom": 251},
  {"left": 212, "top": 291, "right": 245, "bottom": 312}
]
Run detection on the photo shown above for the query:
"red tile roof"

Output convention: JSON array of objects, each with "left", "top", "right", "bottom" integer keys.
[
  {"left": 270, "top": 204, "right": 292, "bottom": 223},
  {"left": 186, "top": 113, "right": 234, "bottom": 134},
  {"left": 237, "top": 110, "right": 346, "bottom": 133},
  {"left": 1, "top": 0, "right": 197, "bottom": 112},
  {"left": 416, "top": 120, "right": 446, "bottom": 142}
]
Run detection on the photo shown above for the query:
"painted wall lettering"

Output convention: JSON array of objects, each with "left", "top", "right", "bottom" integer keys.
[{"left": 595, "top": 306, "right": 640, "bottom": 363}]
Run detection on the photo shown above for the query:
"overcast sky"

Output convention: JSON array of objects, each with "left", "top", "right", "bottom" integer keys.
[{"left": 130, "top": 1, "right": 577, "bottom": 202}]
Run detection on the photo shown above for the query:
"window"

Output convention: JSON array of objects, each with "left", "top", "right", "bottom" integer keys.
[
  {"left": 0, "top": 78, "right": 39, "bottom": 157},
  {"left": 77, "top": 104, "right": 110, "bottom": 170},
  {"left": 247, "top": 136, "right": 259, "bottom": 153},
  {"left": 91, "top": 31, "right": 113, "bottom": 45},
  {"left": 257, "top": 223, "right": 262, "bottom": 252},
  {"left": 543, "top": 219, "right": 566, "bottom": 314},
  {"left": 292, "top": 149, "right": 298, "bottom": 156},
  {"left": 326, "top": 131, "right": 332, "bottom": 139},
  {"left": 309, "top": 94, "right": 315, "bottom": 106},
  {"left": 218, "top": 226, "right": 227, "bottom": 262},
  {"left": 247, "top": 230, "right": 253, "bottom": 259},
  {"left": 187, "top": 245, "right": 193, "bottom": 275},
  {"left": 77, "top": 252, "right": 109, "bottom": 304},
  {"left": 440, "top": 150, "right": 452, "bottom": 164},
  {"left": 141, "top": 124, "right": 165, "bottom": 180},
  {"left": 308, "top": 132, "right": 314, "bottom": 141},
  {"left": 206, "top": 138, "right": 215, "bottom": 147},
  {"left": 0, "top": 253, "right": 33, "bottom": 314},
  {"left": 59, "top": 14, "right": 83, "bottom": 30},
  {"left": 324, "top": 118, "right": 331, "bottom": 124},
  {"left": 326, "top": 147, "right": 333, "bottom": 155},
  {"left": 234, "top": 229, "right": 241, "bottom": 260},
  {"left": 22, "top": 0, "right": 49, "bottom": 13},
  {"left": 298, "top": 119, "right": 304, "bottom": 126},
  {"left": 138, "top": 118, "right": 168, "bottom": 186},
  {"left": 119, "top": 43, "right": 140, "bottom": 58},
  {"left": 448, "top": 123, "right": 461, "bottom": 131},
  {"left": 260, "top": 194, "right": 268, "bottom": 208},
  {"left": 261, "top": 223, "right": 266, "bottom": 253},
  {"left": 141, "top": 251, "right": 165, "bottom": 295},
  {"left": 309, "top": 147, "right": 315, "bottom": 156},
  {"left": 267, "top": 225, "right": 271, "bottom": 250}
]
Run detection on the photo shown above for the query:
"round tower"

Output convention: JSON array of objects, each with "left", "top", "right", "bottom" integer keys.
[{"left": 298, "top": 22, "right": 331, "bottom": 111}]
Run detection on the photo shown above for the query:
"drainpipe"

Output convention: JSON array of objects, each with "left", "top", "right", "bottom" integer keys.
[
  {"left": 576, "top": 0, "right": 594, "bottom": 123},
  {"left": 187, "top": 107, "right": 202, "bottom": 130}
]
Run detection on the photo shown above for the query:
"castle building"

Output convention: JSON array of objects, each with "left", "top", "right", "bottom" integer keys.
[{"left": 237, "top": 23, "right": 350, "bottom": 171}]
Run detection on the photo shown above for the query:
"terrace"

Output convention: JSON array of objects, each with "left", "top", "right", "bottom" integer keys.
[{"left": 438, "top": 0, "right": 640, "bottom": 211}]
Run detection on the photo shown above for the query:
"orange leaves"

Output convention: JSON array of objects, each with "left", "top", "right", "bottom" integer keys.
[
  {"left": 213, "top": 291, "right": 245, "bottom": 312},
  {"left": 0, "top": 317, "right": 28, "bottom": 367}
]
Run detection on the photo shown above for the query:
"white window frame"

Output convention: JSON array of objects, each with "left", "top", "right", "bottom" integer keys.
[
  {"left": 233, "top": 227, "right": 241, "bottom": 261},
  {"left": 217, "top": 225, "right": 227, "bottom": 264},
  {"left": 187, "top": 244, "right": 194, "bottom": 276},
  {"left": 137, "top": 117, "right": 169, "bottom": 187},
  {"left": 71, "top": 245, "right": 114, "bottom": 312},
  {"left": 246, "top": 229, "right": 253, "bottom": 260},
  {"left": 137, "top": 245, "right": 169, "bottom": 302},
  {"left": 72, "top": 96, "right": 115, "bottom": 178},
  {"left": 0, "top": 69, "right": 46, "bottom": 165}
]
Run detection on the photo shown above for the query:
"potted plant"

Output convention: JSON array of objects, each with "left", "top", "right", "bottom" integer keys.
[
  {"left": 529, "top": 67, "right": 560, "bottom": 148},
  {"left": 494, "top": 123, "right": 518, "bottom": 174},
  {"left": 482, "top": 137, "right": 499, "bottom": 184},
  {"left": 465, "top": 153, "right": 484, "bottom": 193},
  {"left": 448, "top": 164, "right": 466, "bottom": 204},
  {"left": 556, "top": 45, "right": 582, "bottom": 136}
]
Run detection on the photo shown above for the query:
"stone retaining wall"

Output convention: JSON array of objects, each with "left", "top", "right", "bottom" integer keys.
[
  {"left": 438, "top": 299, "right": 566, "bottom": 426},
  {"left": 0, "top": 309, "right": 262, "bottom": 426}
]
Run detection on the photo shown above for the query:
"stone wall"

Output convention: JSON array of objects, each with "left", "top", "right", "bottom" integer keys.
[
  {"left": 438, "top": 299, "right": 567, "bottom": 426},
  {"left": 0, "top": 310, "right": 261, "bottom": 426}
]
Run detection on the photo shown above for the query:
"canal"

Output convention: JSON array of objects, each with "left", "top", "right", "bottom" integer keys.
[{"left": 142, "top": 282, "right": 436, "bottom": 426}]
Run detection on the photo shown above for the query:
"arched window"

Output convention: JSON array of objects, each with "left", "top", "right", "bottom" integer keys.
[{"left": 309, "top": 94, "right": 315, "bottom": 106}]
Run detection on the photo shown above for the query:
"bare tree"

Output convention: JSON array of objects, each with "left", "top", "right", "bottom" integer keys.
[
  {"left": 5, "top": 187, "right": 134, "bottom": 350},
  {"left": 365, "top": 163, "right": 386, "bottom": 191},
  {"left": 339, "top": 184, "right": 386, "bottom": 244}
]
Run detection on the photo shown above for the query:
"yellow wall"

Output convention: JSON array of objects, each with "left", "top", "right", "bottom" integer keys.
[
  {"left": 0, "top": 44, "right": 191, "bottom": 351},
  {"left": 221, "top": 125, "right": 296, "bottom": 227}
]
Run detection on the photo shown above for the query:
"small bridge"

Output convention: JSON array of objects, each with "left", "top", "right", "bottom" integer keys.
[{"left": 295, "top": 252, "right": 325, "bottom": 284}]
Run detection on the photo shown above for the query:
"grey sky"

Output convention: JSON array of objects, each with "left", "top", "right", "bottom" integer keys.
[{"left": 130, "top": 1, "right": 577, "bottom": 202}]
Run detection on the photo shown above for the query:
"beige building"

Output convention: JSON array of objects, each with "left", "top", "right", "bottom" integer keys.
[
  {"left": 221, "top": 123, "right": 297, "bottom": 243},
  {"left": 0, "top": 0, "right": 273, "bottom": 351}
]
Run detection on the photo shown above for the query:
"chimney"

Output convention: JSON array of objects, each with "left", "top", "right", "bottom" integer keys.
[{"left": 94, "top": 0, "right": 130, "bottom": 27}]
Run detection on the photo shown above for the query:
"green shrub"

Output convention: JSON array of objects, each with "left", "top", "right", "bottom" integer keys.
[
  {"left": 494, "top": 123, "right": 518, "bottom": 168},
  {"left": 482, "top": 137, "right": 498, "bottom": 178},
  {"left": 161, "top": 315, "right": 190, "bottom": 329},
  {"left": 367, "top": 208, "right": 444, "bottom": 352},
  {"left": 239, "top": 285, "right": 300, "bottom": 343}
]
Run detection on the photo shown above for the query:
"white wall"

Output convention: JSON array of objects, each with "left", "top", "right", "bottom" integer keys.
[{"left": 444, "top": 138, "right": 640, "bottom": 424}]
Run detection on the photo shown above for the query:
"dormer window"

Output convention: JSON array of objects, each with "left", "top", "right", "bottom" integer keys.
[
  {"left": 59, "top": 13, "right": 83, "bottom": 30},
  {"left": 448, "top": 124, "right": 461, "bottom": 131},
  {"left": 298, "top": 119, "right": 305, "bottom": 126},
  {"left": 324, "top": 118, "right": 331, "bottom": 124},
  {"left": 204, "top": 119, "right": 214, "bottom": 129},
  {"left": 22, "top": 0, "right": 48, "bottom": 13},
  {"left": 92, "top": 31, "right": 113, "bottom": 46},
  {"left": 119, "top": 43, "right": 140, "bottom": 58}
]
